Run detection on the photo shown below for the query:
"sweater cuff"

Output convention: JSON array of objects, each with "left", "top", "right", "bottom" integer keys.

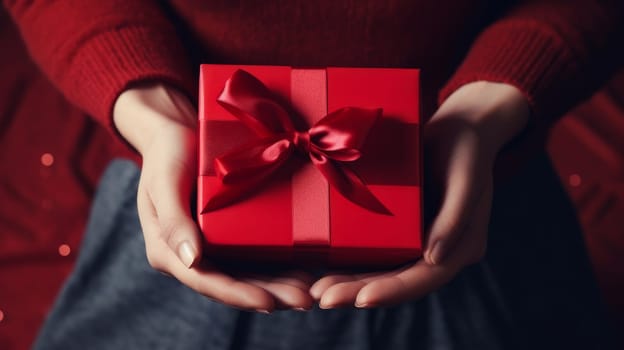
[
  {"left": 60, "top": 25, "right": 196, "bottom": 130},
  {"left": 439, "top": 20, "right": 577, "bottom": 119}
]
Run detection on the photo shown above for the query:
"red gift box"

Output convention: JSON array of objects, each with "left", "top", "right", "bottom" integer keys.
[{"left": 198, "top": 65, "right": 422, "bottom": 266}]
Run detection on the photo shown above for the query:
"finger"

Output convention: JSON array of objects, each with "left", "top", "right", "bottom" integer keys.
[
  {"left": 146, "top": 145, "right": 202, "bottom": 268},
  {"left": 137, "top": 179, "right": 160, "bottom": 239},
  {"left": 319, "top": 280, "right": 368, "bottom": 309},
  {"left": 238, "top": 270, "right": 316, "bottom": 310},
  {"left": 310, "top": 275, "right": 358, "bottom": 301},
  {"left": 425, "top": 138, "right": 483, "bottom": 265},
  {"left": 255, "top": 270, "right": 316, "bottom": 291},
  {"left": 242, "top": 278, "right": 314, "bottom": 311},
  {"left": 448, "top": 181, "right": 492, "bottom": 266},
  {"left": 316, "top": 266, "right": 413, "bottom": 308},
  {"left": 355, "top": 260, "right": 460, "bottom": 308},
  {"left": 156, "top": 214, "right": 202, "bottom": 269},
  {"left": 310, "top": 271, "right": 383, "bottom": 300},
  {"left": 157, "top": 240, "right": 276, "bottom": 312},
  {"left": 137, "top": 180, "right": 169, "bottom": 272}
]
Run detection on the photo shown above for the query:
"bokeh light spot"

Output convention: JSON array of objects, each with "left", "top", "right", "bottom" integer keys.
[
  {"left": 569, "top": 174, "right": 582, "bottom": 187},
  {"left": 58, "top": 244, "right": 71, "bottom": 257},
  {"left": 41, "top": 153, "right": 54, "bottom": 167}
]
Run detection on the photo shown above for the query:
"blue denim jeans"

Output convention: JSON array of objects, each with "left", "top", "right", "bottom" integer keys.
[{"left": 33, "top": 155, "right": 616, "bottom": 349}]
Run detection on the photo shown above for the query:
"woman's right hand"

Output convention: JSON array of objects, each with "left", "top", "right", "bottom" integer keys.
[{"left": 113, "top": 83, "right": 314, "bottom": 313}]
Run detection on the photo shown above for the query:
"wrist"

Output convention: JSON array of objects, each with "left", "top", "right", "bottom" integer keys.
[
  {"left": 113, "top": 82, "right": 196, "bottom": 154},
  {"left": 433, "top": 81, "right": 530, "bottom": 152}
]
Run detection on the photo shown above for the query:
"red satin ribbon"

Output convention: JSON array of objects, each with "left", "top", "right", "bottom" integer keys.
[{"left": 202, "top": 69, "right": 391, "bottom": 215}]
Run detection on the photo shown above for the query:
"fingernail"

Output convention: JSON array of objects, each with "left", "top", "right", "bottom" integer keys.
[
  {"left": 430, "top": 240, "right": 446, "bottom": 265},
  {"left": 355, "top": 297, "right": 373, "bottom": 308},
  {"left": 355, "top": 301, "right": 373, "bottom": 308},
  {"left": 178, "top": 241, "right": 197, "bottom": 268},
  {"left": 319, "top": 301, "right": 335, "bottom": 310},
  {"left": 256, "top": 309, "right": 271, "bottom": 314},
  {"left": 294, "top": 307, "right": 309, "bottom": 312}
]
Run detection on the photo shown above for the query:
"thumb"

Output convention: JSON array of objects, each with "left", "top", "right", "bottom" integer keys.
[
  {"left": 146, "top": 129, "right": 202, "bottom": 269},
  {"left": 425, "top": 137, "right": 483, "bottom": 265}
]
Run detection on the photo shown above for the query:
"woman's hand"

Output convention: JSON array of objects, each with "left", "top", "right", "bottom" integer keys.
[
  {"left": 309, "top": 81, "right": 530, "bottom": 308},
  {"left": 113, "top": 83, "right": 314, "bottom": 313}
]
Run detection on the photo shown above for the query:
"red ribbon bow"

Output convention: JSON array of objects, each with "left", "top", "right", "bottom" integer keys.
[{"left": 202, "top": 69, "right": 391, "bottom": 215}]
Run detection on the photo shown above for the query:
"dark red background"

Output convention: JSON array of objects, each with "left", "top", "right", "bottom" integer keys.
[{"left": 1, "top": 10, "right": 623, "bottom": 350}]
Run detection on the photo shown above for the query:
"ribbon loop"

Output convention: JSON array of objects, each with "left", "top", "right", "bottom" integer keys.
[
  {"left": 202, "top": 69, "right": 390, "bottom": 215},
  {"left": 218, "top": 69, "right": 294, "bottom": 136}
]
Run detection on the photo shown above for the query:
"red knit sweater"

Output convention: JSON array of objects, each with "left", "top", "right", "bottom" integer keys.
[
  {"left": 0, "top": 2, "right": 623, "bottom": 347},
  {"left": 4, "top": 0, "right": 623, "bottom": 133}
]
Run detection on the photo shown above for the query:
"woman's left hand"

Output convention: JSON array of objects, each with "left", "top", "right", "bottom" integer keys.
[{"left": 309, "top": 81, "right": 530, "bottom": 308}]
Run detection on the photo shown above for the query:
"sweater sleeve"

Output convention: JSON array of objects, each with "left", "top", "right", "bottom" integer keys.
[
  {"left": 3, "top": 0, "right": 195, "bottom": 130},
  {"left": 439, "top": 0, "right": 624, "bottom": 120}
]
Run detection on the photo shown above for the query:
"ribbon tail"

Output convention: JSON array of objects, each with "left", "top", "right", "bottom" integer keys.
[{"left": 313, "top": 157, "right": 392, "bottom": 216}]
